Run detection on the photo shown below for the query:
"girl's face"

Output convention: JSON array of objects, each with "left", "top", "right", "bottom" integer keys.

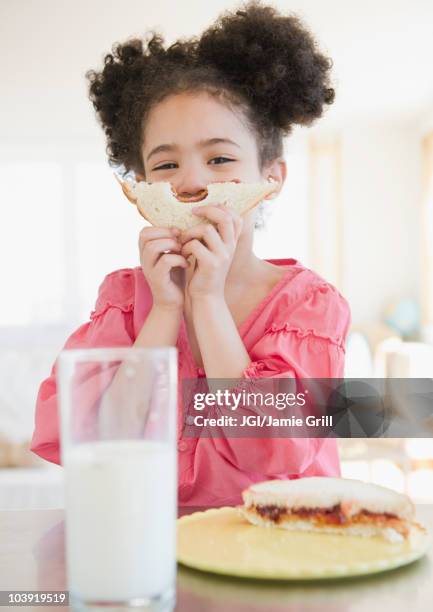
[{"left": 140, "top": 91, "right": 268, "bottom": 196}]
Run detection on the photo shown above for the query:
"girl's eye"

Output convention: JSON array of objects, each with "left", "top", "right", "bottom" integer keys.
[
  {"left": 153, "top": 157, "right": 235, "bottom": 171},
  {"left": 209, "top": 157, "right": 235, "bottom": 165},
  {"left": 153, "top": 163, "right": 177, "bottom": 171}
]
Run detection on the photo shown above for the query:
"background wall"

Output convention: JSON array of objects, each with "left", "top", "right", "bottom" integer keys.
[{"left": 340, "top": 122, "right": 423, "bottom": 325}]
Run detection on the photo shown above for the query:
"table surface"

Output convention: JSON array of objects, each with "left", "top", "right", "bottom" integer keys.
[{"left": 0, "top": 505, "right": 432, "bottom": 612}]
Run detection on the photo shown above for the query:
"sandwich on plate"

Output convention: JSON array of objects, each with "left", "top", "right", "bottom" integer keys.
[
  {"left": 116, "top": 177, "right": 278, "bottom": 230},
  {"left": 239, "top": 477, "right": 426, "bottom": 543}
]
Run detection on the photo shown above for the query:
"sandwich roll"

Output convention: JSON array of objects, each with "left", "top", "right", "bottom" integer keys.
[
  {"left": 116, "top": 177, "right": 279, "bottom": 230},
  {"left": 239, "top": 477, "right": 427, "bottom": 543}
]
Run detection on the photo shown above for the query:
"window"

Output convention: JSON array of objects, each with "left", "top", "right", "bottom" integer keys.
[
  {"left": 0, "top": 157, "right": 140, "bottom": 347},
  {"left": 0, "top": 162, "right": 65, "bottom": 326}
]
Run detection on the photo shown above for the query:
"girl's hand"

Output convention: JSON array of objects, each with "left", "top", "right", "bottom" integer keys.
[
  {"left": 138, "top": 226, "right": 188, "bottom": 309},
  {"left": 179, "top": 204, "right": 243, "bottom": 300}
]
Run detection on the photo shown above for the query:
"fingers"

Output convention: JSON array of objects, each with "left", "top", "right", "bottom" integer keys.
[
  {"left": 139, "top": 226, "right": 182, "bottom": 269},
  {"left": 154, "top": 253, "right": 188, "bottom": 272},
  {"left": 188, "top": 204, "right": 241, "bottom": 245},
  {"left": 232, "top": 214, "right": 243, "bottom": 241},
  {"left": 138, "top": 226, "right": 179, "bottom": 250},
  {"left": 179, "top": 222, "right": 224, "bottom": 256},
  {"left": 141, "top": 237, "right": 182, "bottom": 268},
  {"left": 181, "top": 239, "right": 215, "bottom": 267}
]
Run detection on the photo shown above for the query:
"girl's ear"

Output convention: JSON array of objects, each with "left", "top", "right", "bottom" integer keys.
[
  {"left": 263, "top": 158, "right": 287, "bottom": 199},
  {"left": 135, "top": 173, "right": 145, "bottom": 182}
]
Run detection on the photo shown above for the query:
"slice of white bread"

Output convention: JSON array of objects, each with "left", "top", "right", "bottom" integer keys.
[
  {"left": 117, "top": 178, "right": 278, "bottom": 230},
  {"left": 242, "top": 477, "right": 415, "bottom": 519},
  {"left": 239, "top": 477, "right": 425, "bottom": 543}
]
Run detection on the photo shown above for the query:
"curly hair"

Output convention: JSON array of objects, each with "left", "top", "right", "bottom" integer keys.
[{"left": 86, "top": 0, "right": 334, "bottom": 178}]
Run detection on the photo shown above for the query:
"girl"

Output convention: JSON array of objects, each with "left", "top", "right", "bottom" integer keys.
[{"left": 31, "top": 1, "right": 351, "bottom": 506}]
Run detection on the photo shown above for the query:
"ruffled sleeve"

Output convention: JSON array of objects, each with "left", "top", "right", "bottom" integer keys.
[
  {"left": 201, "top": 282, "right": 351, "bottom": 478},
  {"left": 30, "top": 269, "right": 135, "bottom": 466},
  {"left": 240, "top": 281, "right": 351, "bottom": 380}
]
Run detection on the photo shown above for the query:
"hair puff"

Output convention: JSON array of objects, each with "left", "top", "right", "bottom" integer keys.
[
  {"left": 197, "top": 1, "right": 335, "bottom": 131},
  {"left": 85, "top": 0, "right": 335, "bottom": 174}
]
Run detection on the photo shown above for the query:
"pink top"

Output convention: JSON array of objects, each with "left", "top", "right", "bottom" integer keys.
[{"left": 31, "top": 258, "right": 351, "bottom": 506}]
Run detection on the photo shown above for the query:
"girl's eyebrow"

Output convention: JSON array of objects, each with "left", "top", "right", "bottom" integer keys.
[{"left": 146, "top": 138, "right": 240, "bottom": 162}]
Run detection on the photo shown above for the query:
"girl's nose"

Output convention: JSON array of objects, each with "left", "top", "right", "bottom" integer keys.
[{"left": 173, "top": 173, "right": 208, "bottom": 198}]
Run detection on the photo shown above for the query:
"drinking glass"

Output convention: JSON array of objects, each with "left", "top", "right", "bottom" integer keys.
[{"left": 57, "top": 347, "right": 178, "bottom": 611}]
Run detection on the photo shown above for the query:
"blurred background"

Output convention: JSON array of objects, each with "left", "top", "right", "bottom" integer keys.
[{"left": 1, "top": 0, "right": 433, "bottom": 508}]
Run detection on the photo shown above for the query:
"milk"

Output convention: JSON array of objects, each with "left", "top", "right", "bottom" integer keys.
[{"left": 63, "top": 439, "right": 177, "bottom": 604}]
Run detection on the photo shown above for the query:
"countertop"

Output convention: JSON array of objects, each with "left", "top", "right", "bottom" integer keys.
[{"left": 0, "top": 505, "right": 432, "bottom": 611}]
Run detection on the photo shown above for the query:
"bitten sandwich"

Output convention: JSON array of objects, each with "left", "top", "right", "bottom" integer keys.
[
  {"left": 239, "top": 477, "right": 426, "bottom": 543},
  {"left": 117, "top": 177, "right": 278, "bottom": 230}
]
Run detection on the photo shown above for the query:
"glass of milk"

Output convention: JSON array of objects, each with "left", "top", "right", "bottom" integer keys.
[{"left": 57, "top": 347, "right": 178, "bottom": 611}]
